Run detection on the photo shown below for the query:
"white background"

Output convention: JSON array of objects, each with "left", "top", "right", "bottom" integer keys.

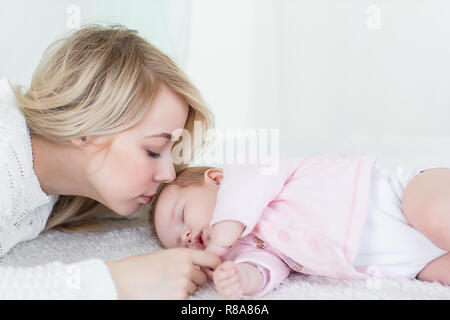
[{"left": 1, "top": 0, "right": 449, "bottom": 170}]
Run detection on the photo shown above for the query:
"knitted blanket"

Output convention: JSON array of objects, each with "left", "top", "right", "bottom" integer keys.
[{"left": 1, "top": 218, "right": 449, "bottom": 299}]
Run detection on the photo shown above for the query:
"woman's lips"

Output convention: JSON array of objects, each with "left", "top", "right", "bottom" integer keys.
[{"left": 139, "top": 195, "right": 154, "bottom": 204}]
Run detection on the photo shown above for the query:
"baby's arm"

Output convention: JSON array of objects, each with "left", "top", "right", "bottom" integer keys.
[
  {"left": 205, "top": 220, "right": 244, "bottom": 256},
  {"left": 213, "top": 261, "right": 264, "bottom": 299},
  {"left": 206, "top": 156, "right": 300, "bottom": 255},
  {"left": 200, "top": 220, "right": 244, "bottom": 280}
]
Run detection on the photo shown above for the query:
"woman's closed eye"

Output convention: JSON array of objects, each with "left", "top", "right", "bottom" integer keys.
[
  {"left": 147, "top": 150, "right": 161, "bottom": 159},
  {"left": 146, "top": 136, "right": 179, "bottom": 160}
]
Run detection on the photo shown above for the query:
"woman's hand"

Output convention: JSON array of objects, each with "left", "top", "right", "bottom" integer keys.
[{"left": 105, "top": 248, "right": 221, "bottom": 299}]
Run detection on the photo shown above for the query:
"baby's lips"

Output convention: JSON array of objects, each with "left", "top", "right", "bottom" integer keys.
[
  {"left": 201, "top": 232, "right": 208, "bottom": 248},
  {"left": 193, "top": 231, "right": 206, "bottom": 250}
]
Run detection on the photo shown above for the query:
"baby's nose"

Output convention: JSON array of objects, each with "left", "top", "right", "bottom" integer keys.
[{"left": 182, "top": 231, "right": 192, "bottom": 245}]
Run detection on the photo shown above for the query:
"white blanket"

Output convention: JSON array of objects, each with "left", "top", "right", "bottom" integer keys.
[{"left": 1, "top": 218, "right": 448, "bottom": 299}]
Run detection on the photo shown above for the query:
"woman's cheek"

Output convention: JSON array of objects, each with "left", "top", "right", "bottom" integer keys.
[{"left": 126, "top": 159, "right": 151, "bottom": 188}]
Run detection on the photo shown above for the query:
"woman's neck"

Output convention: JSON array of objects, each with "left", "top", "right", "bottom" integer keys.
[{"left": 30, "top": 133, "right": 97, "bottom": 199}]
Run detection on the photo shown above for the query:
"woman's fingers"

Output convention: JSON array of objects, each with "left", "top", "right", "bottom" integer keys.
[
  {"left": 105, "top": 248, "right": 223, "bottom": 300},
  {"left": 187, "top": 280, "right": 198, "bottom": 294},
  {"left": 191, "top": 266, "right": 207, "bottom": 286},
  {"left": 200, "top": 266, "right": 215, "bottom": 280},
  {"left": 191, "top": 249, "right": 221, "bottom": 270},
  {"left": 186, "top": 251, "right": 221, "bottom": 296},
  {"left": 174, "top": 249, "right": 223, "bottom": 297}
]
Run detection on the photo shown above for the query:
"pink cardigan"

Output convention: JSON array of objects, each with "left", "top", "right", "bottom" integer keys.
[{"left": 209, "top": 153, "right": 376, "bottom": 297}]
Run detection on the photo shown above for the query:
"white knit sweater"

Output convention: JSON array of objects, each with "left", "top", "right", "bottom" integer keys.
[{"left": 0, "top": 78, "right": 117, "bottom": 299}]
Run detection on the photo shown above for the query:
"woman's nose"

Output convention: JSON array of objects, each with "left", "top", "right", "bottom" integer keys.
[{"left": 154, "top": 155, "right": 176, "bottom": 183}]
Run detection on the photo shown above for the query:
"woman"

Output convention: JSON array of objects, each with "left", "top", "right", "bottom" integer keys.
[{"left": 0, "top": 24, "right": 220, "bottom": 299}]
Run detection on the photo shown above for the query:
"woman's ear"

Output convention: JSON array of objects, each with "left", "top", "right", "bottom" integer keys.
[
  {"left": 204, "top": 168, "right": 223, "bottom": 185},
  {"left": 69, "top": 136, "right": 88, "bottom": 148}
]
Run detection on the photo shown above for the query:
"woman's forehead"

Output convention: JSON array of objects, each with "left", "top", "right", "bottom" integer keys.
[{"left": 140, "top": 86, "right": 189, "bottom": 129}]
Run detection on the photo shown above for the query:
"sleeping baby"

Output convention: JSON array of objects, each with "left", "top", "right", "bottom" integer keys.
[{"left": 150, "top": 153, "right": 449, "bottom": 299}]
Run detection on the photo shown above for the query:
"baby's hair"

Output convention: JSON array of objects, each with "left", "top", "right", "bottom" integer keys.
[{"left": 148, "top": 165, "right": 217, "bottom": 236}]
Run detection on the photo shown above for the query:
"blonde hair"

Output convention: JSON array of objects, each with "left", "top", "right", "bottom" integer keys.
[{"left": 13, "top": 24, "right": 214, "bottom": 232}]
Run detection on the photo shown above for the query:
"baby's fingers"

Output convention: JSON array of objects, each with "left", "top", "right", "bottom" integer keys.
[
  {"left": 216, "top": 274, "right": 240, "bottom": 291},
  {"left": 219, "top": 261, "right": 237, "bottom": 271},
  {"left": 220, "top": 282, "right": 244, "bottom": 300},
  {"left": 213, "top": 263, "right": 238, "bottom": 283}
]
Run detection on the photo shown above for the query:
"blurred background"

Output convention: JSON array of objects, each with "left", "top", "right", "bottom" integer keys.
[{"left": 1, "top": 0, "right": 449, "bottom": 170}]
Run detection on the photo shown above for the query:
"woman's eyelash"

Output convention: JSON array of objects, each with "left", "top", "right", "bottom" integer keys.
[
  {"left": 147, "top": 150, "right": 161, "bottom": 159},
  {"left": 182, "top": 207, "right": 185, "bottom": 222}
]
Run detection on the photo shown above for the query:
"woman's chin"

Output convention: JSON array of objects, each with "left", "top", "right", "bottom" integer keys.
[{"left": 108, "top": 202, "right": 140, "bottom": 217}]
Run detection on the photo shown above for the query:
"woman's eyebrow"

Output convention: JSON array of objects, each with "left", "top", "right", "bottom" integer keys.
[{"left": 145, "top": 133, "right": 174, "bottom": 140}]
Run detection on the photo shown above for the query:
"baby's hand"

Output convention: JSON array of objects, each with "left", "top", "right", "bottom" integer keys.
[
  {"left": 205, "top": 220, "right": 244, "bottom": 257},
  {"left": 213, "top": 261, "right": 248, "bottom": 300}
]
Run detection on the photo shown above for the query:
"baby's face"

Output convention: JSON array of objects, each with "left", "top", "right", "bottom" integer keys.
[{"left": 154, "top": 168, "right": 223, "bottom": 249}]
